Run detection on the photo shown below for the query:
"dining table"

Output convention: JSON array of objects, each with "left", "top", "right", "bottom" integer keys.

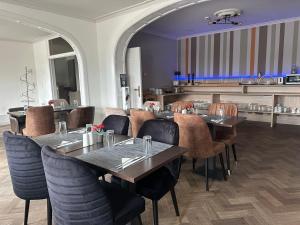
[
  {"left": 156, "top": 111, "right": 246, "bottom": 139},
  {"left": 33, "top": 129, "right": 188, "bottom": 184}
]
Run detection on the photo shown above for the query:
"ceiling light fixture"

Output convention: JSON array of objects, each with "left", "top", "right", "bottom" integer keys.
[{"left": 205, "top": 8, "right": 242, "bottom": 25}]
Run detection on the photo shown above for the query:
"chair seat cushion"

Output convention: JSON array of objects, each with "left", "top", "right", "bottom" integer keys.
[
  {"left": 213, "top": 141, "right": 226, "bottom": 154},
  {"left": 215, "top": 133, "right": 237, "bottom": 145},
  {"left": 136, "top": 167, "right": 177, "bottom": 200},
  {"left": 100, "top": 181, "right": 145, "bottom": 225}
]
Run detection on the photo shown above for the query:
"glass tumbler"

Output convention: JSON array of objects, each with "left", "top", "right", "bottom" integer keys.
[
  {"left": 143, "top": 135, "right": 152, "bottom": 156},
  {"left": 106, "top": 130, "right": 115, "bottom": 147},
  {"left": 219, "top": 109, "right": 225, "bottom": 119},
  {"left": 58, "top": 121, "right": 67, "bottom": 134}
]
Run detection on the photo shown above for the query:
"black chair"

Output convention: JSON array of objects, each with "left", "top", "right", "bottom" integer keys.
[
  {"left": 8, "top": 107, "right": 25, "bottom": 134},
  {"left": 136, "top": 119, "right": 181, "bottom": 225},
  {"left": 3, "top": 131, "right": 52, "bottom": 225},
  {"left": 41, "top": 145, "right": 145, "bottom": 225},
  {"left": 102, "top": 115, "right": 130, "bottom": 135}
]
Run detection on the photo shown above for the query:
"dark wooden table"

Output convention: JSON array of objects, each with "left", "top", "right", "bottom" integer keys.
[
  {"left": 8, "top": 105, "right": 79, "bottom": 119},
  {"left": 33, "top": 131, "right": 188, "bottom": 184}
]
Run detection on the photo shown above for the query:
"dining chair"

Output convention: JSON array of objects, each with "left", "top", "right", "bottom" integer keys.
[
  {"left": 23, "top": 106, "right": 55, "bottom": 137},
  {"left": 102, "top": 115, "right": 130, "bottom": 135},
  {"left": 136, "top": 119, "right": 180, "bottom": 225},
  {"left": 104, "top": 107, "right": 127, "bottom": 117},
  {"left": 171, "top": 101, "right": 193, "bottom": 112},
  {"left": 174, "top": 113, "right": 227, "bottom": 191},
  {"left": 3, "top": 131, "right": 52, "bottom": 225},
  {"left": 8, "top": 107, "right": 25, "bottom": 134},
  {"left": 129, "top": 109, "right": 155, "bottom": 137},
  {"left": 41, "top": 146, "right": 145, "bottom": 225},
  {"left": 67, "top": 106, "right": 95, "bottom": 129},
  {"left": 208, "top": 103, "right": 238, "bottom": 174}
]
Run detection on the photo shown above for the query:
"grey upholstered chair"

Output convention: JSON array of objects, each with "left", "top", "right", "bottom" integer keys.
[
  {"left": 102, "top": 115, "right": 130, "bottom": 135},
  {"left": 3, "top": 131, "right": 52, "bottom": 225},
  {"left": 41, "top": 146, "right": 145, "bottom": 225},
  {"left": 136, "top": 119, "right": 181, "bottom": 225},
  {"left": 8, "top": 107, "right": 25, "bottom": 134}
]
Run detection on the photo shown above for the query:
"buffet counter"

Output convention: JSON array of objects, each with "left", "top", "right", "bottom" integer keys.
[{"left": 156, "top": 84, "right": 300, "bottom": 127}]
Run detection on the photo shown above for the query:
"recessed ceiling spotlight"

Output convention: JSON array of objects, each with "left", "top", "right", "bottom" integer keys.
[
  {"left": 16, "top": 20, "right": 20, "bottom": 23},
  {"left": 205, "top": 8, "right": 242, "bottom": 25}
]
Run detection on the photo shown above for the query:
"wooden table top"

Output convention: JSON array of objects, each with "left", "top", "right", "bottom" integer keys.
[{"left": 33, "top": 131, "right": 188, "bottom": 183}]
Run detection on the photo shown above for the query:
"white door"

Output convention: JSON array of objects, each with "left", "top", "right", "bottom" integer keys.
[{"left": 126, "top": 47, "right": 143, "bottom": 109}]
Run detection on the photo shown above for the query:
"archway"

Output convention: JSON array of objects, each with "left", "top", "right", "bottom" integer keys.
[
  {"left": 0, "top": 9, "right": 90, "bottom": 105},
  {"left": 114, "top": 0, "right": 209, "bottom": 106}
]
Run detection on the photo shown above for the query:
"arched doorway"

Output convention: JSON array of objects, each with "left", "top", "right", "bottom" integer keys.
[
  {"left": 0, "top": 10, "right": 90, "bottom": 106},
  {"left": 114, "top": 0, "right": 208, "bottom": 107}
]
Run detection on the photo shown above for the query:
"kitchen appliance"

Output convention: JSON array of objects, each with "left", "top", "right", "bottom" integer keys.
[{"left": 286, "top": 74, "right": 300, "bottom": 85}]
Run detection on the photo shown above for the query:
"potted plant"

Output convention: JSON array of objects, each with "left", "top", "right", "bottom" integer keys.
[{"left": 92, "top": 123, "right": 105, "bottom": 143}]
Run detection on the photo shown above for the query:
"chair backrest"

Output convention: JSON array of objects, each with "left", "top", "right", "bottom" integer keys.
[
  {"left": 171, "top": 101, "right": 193, "bottom": 112},
  {"left": 174, "top": 113, "right": 216, "bottom": 159},
  {"left": 129, "top": 109, "right": 155, "bottom": 137},
  {"left": 41, "top": 146, "right": 113, "bottom": 225},
  {"left": 102, "top": 115, "right": 130, "bottom": 135},
  {"left": 137, "top": 119, "right": 181, "bottom": 179},
  {"left": 8, "top": 107, "right": 24, "bottom": 112},
  {"left": 3, "top": 131, "right": 48, "bottom": 200},
  {"left": 208, "top": 103, "right": 238, "bottom": 117},
  {"left": 104, "top": 107, "right": 126, "bottom": 117},
  {"left": 68, "top": 106, "right": 95, "bottom": 129},
  {"left": 23, "top": 106, "right": 55, "bottom": 137},
  {"left": 48, "top": 99, "right": 68, "bottom": 107},
  {"left": 137, "top": 119, "right": 179, "bottom": 146}
]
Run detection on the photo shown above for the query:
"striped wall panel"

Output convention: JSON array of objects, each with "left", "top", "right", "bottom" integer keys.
[{"left": 178, "top": 20, "right": 300, "bottom": 77}]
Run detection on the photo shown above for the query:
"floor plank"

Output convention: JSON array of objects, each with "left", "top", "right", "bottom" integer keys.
[{"left": 1, "top": 121, "right": 300, "bottom": 225}]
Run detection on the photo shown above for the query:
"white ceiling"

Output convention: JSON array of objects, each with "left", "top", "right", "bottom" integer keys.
[
  {"left": 0, "top": 0, "right": 154, "bottom": 21},
  {"left": 143, "top": 0, "right": 300, "bottom": 39},
  {"left": 0, "top": 18, "right": 51, "bottom": 43}
]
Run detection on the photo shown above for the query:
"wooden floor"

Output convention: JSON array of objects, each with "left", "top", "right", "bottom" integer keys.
[{"left": 1, "top": 121, "right": 300, "bottom": 225}]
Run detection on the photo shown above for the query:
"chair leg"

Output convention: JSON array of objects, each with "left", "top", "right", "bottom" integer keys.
[
  {"left": 47, "top": 198, "right": 52, "bottom": 225},
  {"left": 170, "top": 187, "right": 180, "bottom": 216},
  {"left": 232, "top": 144, "right": 238, "bottom": 163},
  {"left": 225, "top": 145, "right": 231, "bottom": 176},
  {"left": 137, "top": 215, "right": 143, "bottom": 225},
  {"left": 205, "top": 158, "right": 209, "bottom": 191},
  {"left": 219, "top": 153, "right": 227, "bottom": 181},
  {"left": 152, "top": 200, "right": 159, "bottom": 225},
  {"left": 24, "top": 200, "right": 30, "bottom": 225},
  {"left": 192, "top": 158, "right": 197, "bottom": 172}
]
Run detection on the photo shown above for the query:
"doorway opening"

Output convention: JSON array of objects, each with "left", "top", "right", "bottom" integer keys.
[{"left": 49, "top": 37, "right": 81, "bottom": 105}]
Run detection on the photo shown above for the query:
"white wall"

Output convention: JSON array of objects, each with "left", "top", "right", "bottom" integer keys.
[
  {"left": 0, "top": 40, "right": 37, "bottom": 125},
  {"left": 33, "top": 40, "right": 52, "bottom": 105},
  {"left": 128, "top": 32, "right": 177, "bottom": 89}
]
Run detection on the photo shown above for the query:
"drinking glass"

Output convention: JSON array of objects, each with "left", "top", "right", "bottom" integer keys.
[
  {"left": 60, "top": 101, "right": 65, "bottom": 108},
  {"left": 73, "top": 99, "right": 78, "bottom": 107},
  {"left": 58, "top": 121, "right": 67, "bottom": 134},
  {"left": 106, "top": 130, "right": 115, "bottom": 147},
  {"left": 219, "top": 109, "right": 224, "bottom": 119},
  {"left": 143, "top": 135, "right": 152, "bottom": 156}
]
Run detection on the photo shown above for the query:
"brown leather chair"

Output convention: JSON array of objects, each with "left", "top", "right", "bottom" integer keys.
[
  {"left": 129, "top": 109, "right": 155, "bottom": 137},
  {"left": 67, "top": 106, "right": 95, "bottom": 129},
  {"left": 208, "top": 103, "right": 238, "bottom": 174},
  {"left": 23, "top": 106, "right": 55, "bottom": 137},
  {"left": 174, "top": 113, "right": 227, "bottom": 191},
  {"left": 171, "top": 101, "right": 193, "bottom": 112},
  {"left": 104, "top": 107, "right": 127, "bottom": 117}
]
